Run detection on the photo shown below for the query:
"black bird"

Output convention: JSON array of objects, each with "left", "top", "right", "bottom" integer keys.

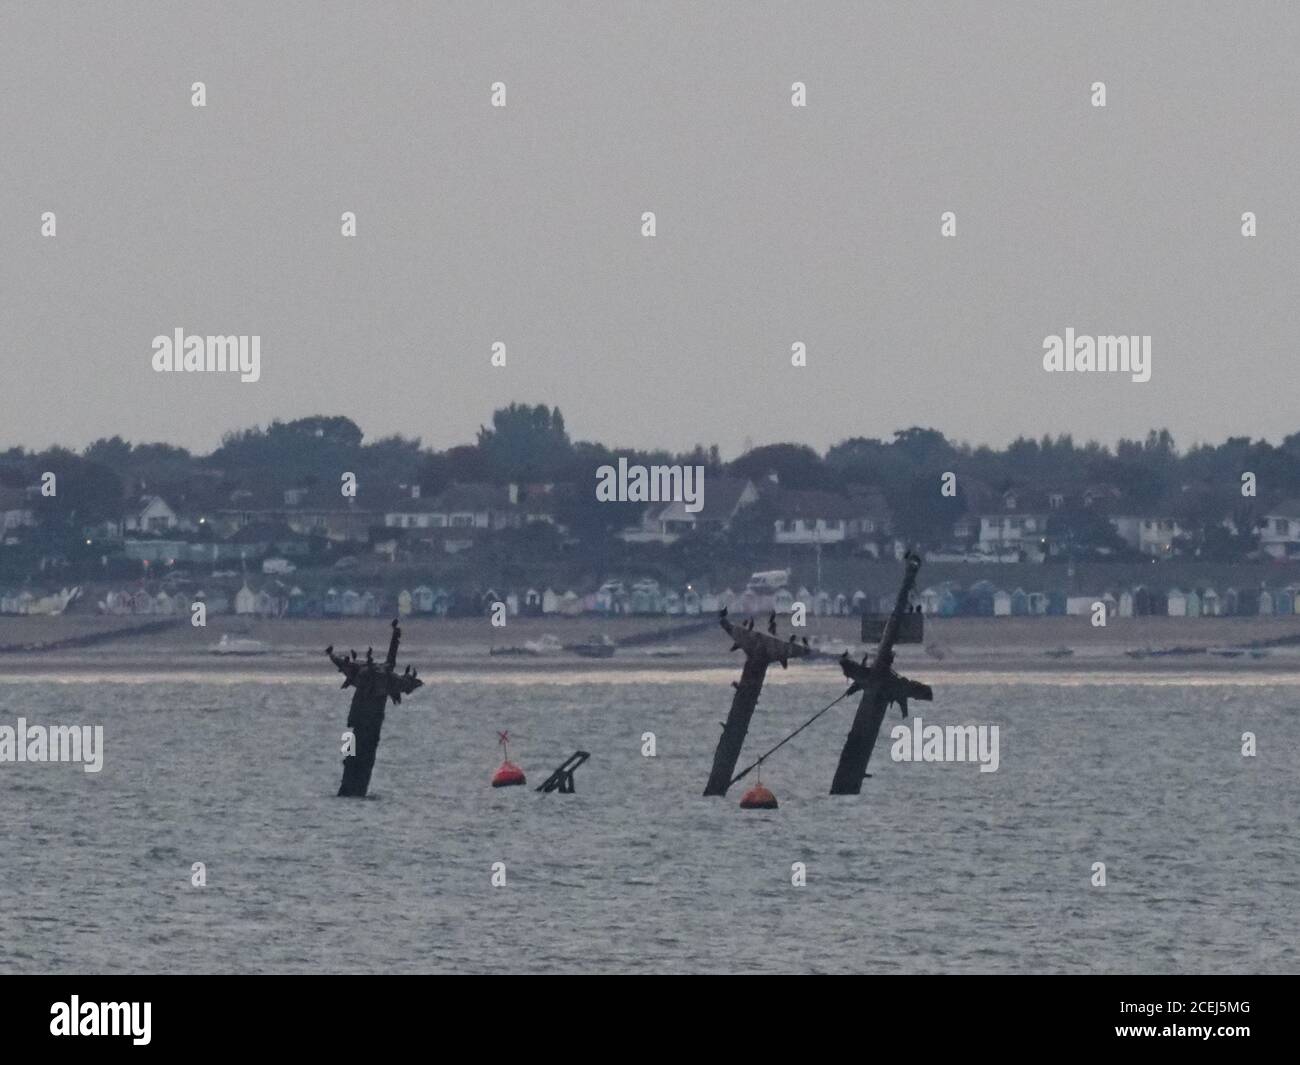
[
  {"left": 801, "top": 636, "right": 810, "bottom": 648},
  {"left": 767, "top": 610, "right": 777, "bottom": 635}
]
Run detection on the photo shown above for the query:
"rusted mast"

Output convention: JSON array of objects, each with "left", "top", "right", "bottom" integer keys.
[
  {"left": 829, "top": 552, "right": 932, "bottom": 795},
  {"left": 704, "top": 609, "right": 809, "bottom": 796}
]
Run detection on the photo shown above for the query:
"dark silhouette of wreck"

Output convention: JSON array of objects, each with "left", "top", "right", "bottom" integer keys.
[{"left": 326, "top": 619, "right": 424, "bottom": 797}]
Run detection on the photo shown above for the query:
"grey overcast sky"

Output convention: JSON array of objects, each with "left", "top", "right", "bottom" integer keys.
[{"left": 1, "top": 2, "right": 1296, "bottom": 458}]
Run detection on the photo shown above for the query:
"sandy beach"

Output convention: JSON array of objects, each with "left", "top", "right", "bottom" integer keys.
[{"left": 2, "top": 612, "right": 1298, "bottom": 676}]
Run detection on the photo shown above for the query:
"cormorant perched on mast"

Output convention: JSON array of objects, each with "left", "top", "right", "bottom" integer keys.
[
  {"left": 704, "top": 606, "right": 809, "bottom": 796},
  {"left": 830, "top": 552, "right": 932, "bottom": 793},
  {"left": 326, "top": 619, "right": 425, "bottom": 797}
]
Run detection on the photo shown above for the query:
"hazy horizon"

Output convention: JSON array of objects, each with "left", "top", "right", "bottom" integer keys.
[
  {"left": 3, "top": 2, "right": 1297, "bottom": 456},
  {"left": 1, "top": 401, "right": 1295, "bottom": 463}
]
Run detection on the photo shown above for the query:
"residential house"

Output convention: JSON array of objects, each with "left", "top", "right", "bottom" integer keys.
[
  {"left": 0, "top": 486, "right": 35, "bottom": 535},
  {"left": 1259, "top": 499, "right": 1300, "bottom": 560},
  {"left": 123, "top": 495, "right": 181, "bottom": 535},
  {"left": 216, "top": 486, "right": 372, "bottom": 543},
  {"left": 429, "top": 483, "right": 524, "bottom": 532},
  {"left": 1110, "top": 513, "right": 1186, "bottom": 556},
  {"left": 977, "top": 489, "right": 1050, "bottom": 559},
  {"left": 625, "top": 477, "right": 759, "bottom": 544},
  {"left": 772, "top": 488, "right": 893, "bottom": 550},
  {"left": 384, "top": 484, "right": 439, "bottom": 530}
]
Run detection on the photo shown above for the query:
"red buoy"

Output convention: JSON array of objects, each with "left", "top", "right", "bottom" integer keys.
[
  {"left": 492, "top": 761, "right": 526, "bottom": 788},
  {"left": 739, "top": 783, "right": 778, "bottom": 809},
  {"left": 491, "top": 730, "right": 526, "bottom": 787}
]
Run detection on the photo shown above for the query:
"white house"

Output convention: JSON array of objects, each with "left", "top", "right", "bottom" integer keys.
[
  {"left": 977, "top": 490, "right": 1050, "bottom": 556},
  {"left": 1111, "top": 515, "right": 1185, "bottom": 556},
  {"left": 428, "top": 483, "right": 523, "bottom": 531},
  {"left": 629, "top": 477, "right": 759, "bottom": 544},
  {"left": 772, "top": 488, "right": 892, "bottom": 547},
  {"left": 1259, "top": 500, "right": 1300, "bottom": 560},
  {"left": 0, "top": 486, "right": 35, "bottom": 533},
  {"left": 124, "top": 496, "right": 180, "bottom": 535},
  {"left": 383, "top": 484, "right": 441, "bottom": 530}
]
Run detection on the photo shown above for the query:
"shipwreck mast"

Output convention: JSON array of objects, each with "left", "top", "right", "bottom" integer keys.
[
  {"left": 326, "top": 618, "right": 425, "bottom": 797},
  {"left": 829, "top": 552, "right": 932, "bottom": 794},
  {"left": 704, "top": 608, "right": 809, "bottom": 796}
]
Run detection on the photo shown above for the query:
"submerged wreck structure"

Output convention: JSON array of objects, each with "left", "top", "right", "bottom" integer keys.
[
  {"left": 326, "top": 619, "right": 424, "bottom": 797},
  {"left": 830, "top": 552, "right": 932, "bottom": 794},
  {"left": 707, "top": 552, "right": 932, "bottom": 801},
  {"left": 704, "top": 607, "right": 809, "bottom": 796}
]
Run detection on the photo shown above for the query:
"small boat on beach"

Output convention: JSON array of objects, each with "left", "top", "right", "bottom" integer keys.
[{"left": 210, "top": 634, "right": 271, "bottom": 656}]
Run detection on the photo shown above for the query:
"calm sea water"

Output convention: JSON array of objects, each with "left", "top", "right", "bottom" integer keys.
[{"left": 0, "top": 669, "right": 1296, "bottom": 974}]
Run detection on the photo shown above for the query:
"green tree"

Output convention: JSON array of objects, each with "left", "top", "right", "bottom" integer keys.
[{"left": 476, "top": 403, "right": 572, "bottom": 482}]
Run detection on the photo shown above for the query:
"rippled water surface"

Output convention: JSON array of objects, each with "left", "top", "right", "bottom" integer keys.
[{"left": 1, "top": 671, "right": 1296, "bottom": 973}]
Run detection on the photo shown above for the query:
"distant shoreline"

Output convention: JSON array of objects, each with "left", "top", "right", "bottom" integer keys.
[{"left": 0, "top": 613, "right": 1297, "bottom": 678}]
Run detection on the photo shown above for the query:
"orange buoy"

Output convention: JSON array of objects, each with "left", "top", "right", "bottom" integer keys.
[
  {"left": 739, "top": 776, "right": 778, "bottom": 808},
  {"left": 491, "top": 730, "right": 526, "bottom": 787},
  {"left": 492, "top": 761, "right": 526, "bottom": 788}
]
